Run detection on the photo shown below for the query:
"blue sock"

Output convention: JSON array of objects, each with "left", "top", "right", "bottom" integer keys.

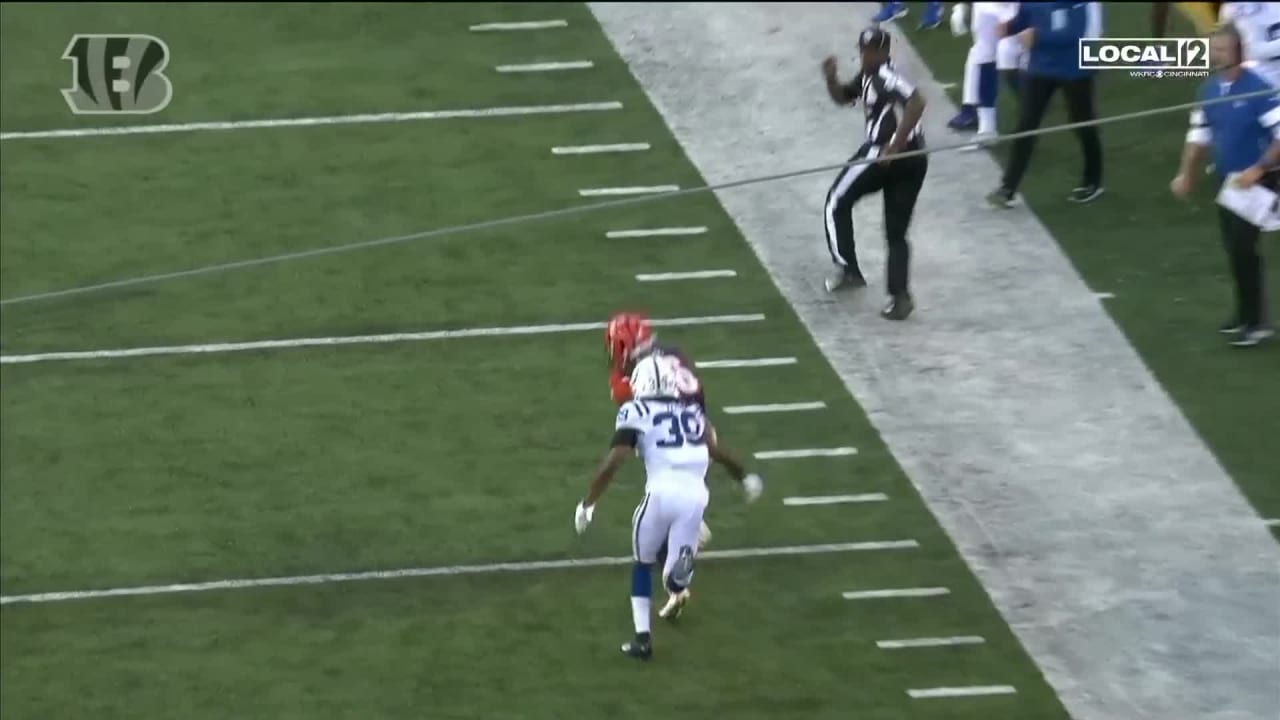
[{"left": 630, "top": 563, "right": 652, "bottom": 637}]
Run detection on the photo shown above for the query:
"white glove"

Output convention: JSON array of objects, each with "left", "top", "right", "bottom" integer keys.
[
  {"left": 951, "top": 3, "right": 969, "bottom": 36},
  {"left": 742, "top": 474, "right": 764, "bottom": 503},
  {"left": 574, "top": 501, "right": 595, "bottom": 534}
]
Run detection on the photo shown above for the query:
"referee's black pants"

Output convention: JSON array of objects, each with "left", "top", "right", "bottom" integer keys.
[
  {"left": 1216, "top": 195, "right": 1268, "bottom": 328},
  {"left": 1002, "top": 73, "right": 1103, "bottom": 192},
  {"left": 824, "top": 142, "right": 929, "bottom": 297}
]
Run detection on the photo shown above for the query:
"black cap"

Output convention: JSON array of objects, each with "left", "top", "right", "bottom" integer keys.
[{"left": 859, "top": 26, "right": 891, "bottom": 51}]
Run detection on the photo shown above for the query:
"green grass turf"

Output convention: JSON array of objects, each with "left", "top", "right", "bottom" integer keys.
[
  {"left": 904, "top": 2, "right": 1280, "bottom": 527},
  {"left": 0, "top": 3, "right": 1078, "bottom": 718},
  {"left": 1, "top": 556, "right": 1066, "bottom": 720}
]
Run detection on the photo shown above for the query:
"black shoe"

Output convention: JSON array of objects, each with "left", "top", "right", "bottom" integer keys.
[
  {"left": 621, "top": 637, "right": 653, "bottom": 661},
  {"left": 824, "top": 267, "right": 867, "bottom": 293},
  {"left": 1229, "top": 326, "right": 1275, "bottom": 347},
  {"left": 881, "top": 294, "right": 915, "bottom": 321},
  {"left": 986, "top": 186, "right": 1016, "bottom": 209},
  {"left": 1219, "top": 318, "right": 1246, "bottom": 335},
  {"left": 1068, "top": 185, "right": 1104, "bottom": 203}
]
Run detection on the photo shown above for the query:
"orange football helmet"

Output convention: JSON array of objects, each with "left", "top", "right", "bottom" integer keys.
[{"left": 605, "top": 312, "right": 653, "bottom": 371}]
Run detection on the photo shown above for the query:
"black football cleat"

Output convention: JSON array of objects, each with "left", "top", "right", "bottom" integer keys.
[{"left": 620, "top": 638, "right": 653, "bottom": 661}]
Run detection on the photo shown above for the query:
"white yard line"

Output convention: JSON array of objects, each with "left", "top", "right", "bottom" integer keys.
[
  {"left": 754, "top": 447, "right": 858, "bottom": 460},
  {"left": 908, "top": 686, "right": 1018, "bottom": 699},
  {"left": 842, "top": 587, "right": 950, "bottom": 600},
  {"left": 606, "top": 227, "right": 707, "bottom": 238},
  {"left": 470, "top": 20, "right": 568, "bottom": 31},
  {"left": 1094, "top": 292, "right": 1116, "bottom": 300},
  {"left": 1265, "top": 519, "right": 1280, "bottom": 527},
  {"left": 782, "top": 494, "right": 887, "bottom": 506},
  {"left": 635, "top": 270, "right": 737, "bottom": 282},
  {"left": 723, "top": 401, "right": 826, "bottom": 414},
  {"left": 496, "top": 61, "right": 594, "bottom": 73},
  {"left": 877, "top": 636, "right": 986, "bottom": 649},
  {"left": 552, "top": 143, "right": 650, "bottom": 155},
  {"left": 697, "top": 357, "right": 797, "bottom": 369},
  {"left": 579, "top": 185, "right": 679, "bottom": 196},
  {"left": 0, "top": 313, "right": 765, "bottom": 365},
  {"left": 0, "top": 102, "right": 624, "bottom": 141},
  {"left": 0, "top": 540, "right": 919, "bottom": 606}
]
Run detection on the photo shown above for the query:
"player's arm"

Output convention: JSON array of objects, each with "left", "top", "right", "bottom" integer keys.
[
  {"left": 609, "top": 367, "right": 633, "bottom": 405},
  {"left": 705, "top": 422, "right": 763, "bottom": 502},
  {"left": 580, "top": 404, "right": 643, "bottom": 514},
  {"left": 584, "top": 442, "right": 633, "bottom": 507}
]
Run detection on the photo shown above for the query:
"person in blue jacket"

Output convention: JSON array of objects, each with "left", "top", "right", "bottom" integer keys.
[
  {"left": 987, "top": 1, "right": 1105, "bottom": 208},
  {"left": 1171, "top": 23, "right": 1278, "bottom": 347}
]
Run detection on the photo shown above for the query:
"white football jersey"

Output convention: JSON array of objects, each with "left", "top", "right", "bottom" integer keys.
[
  {"left": 974, "top": 2, "right": 1019, "bottom": 24},
  {"left": 615, "top": 398, "right": 710, "bottom": 494},
  {"left": 1221, "top": 2, "right": 1280, "bottom": 65}
]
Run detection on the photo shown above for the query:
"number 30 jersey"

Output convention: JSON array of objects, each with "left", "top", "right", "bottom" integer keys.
[{"left": 613, "top": 398, "right": 711, "bottom": 495}]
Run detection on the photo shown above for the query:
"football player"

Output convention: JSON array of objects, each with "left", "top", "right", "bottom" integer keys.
[
  {"left": 949, "top": 2, "right": 1025, "bottom": 147},
  {"left": 574, "top": 354, "right": 764, "bottom": 660},
  {"left": 1219, "top": 2, "right": 1280, "bottom": 87},
  {"left": 605, "top": 311, "right": 712, "bottom": 555},
  {"left": 605, "top": 311, "right": 704, "bottom": 409}
]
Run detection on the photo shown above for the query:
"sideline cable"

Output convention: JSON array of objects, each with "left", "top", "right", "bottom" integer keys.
[{"left": 2, "top": 87, "right": 1273, "bottom": 308}]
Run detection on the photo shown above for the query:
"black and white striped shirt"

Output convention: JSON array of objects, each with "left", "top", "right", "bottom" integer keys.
[{"left": 847, "top": 61, "right": 924, "bottom": 150}]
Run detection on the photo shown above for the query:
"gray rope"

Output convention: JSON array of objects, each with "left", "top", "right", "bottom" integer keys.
[{"left": 2, "top": 85, "right": 1272, "bottom": 308}]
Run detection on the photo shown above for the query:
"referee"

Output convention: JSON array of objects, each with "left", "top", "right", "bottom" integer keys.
[
  {"left": 1172, "top": 23, "right": 1277, "bottom": 347},
  {"left": 987, "top": 1, "right": 1105, "bottom": 208},
  {"left": 821, "top": 27, "right": 929, "bottom": 321}
]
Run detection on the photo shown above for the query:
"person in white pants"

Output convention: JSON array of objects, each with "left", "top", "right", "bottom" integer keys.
[
  {"left": 1220, "top": 2, "right": 1280, "bottom": 88},
  {"left": 949, "top": 2, "right": 1025, "bottom": 145}
]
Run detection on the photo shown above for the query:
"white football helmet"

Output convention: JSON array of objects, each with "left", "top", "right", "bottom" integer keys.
[{"left": 629, "top": 355, "right": 682, "bottom": 400}]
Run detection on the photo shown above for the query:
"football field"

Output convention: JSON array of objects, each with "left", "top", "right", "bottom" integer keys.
[
  {"left": 1, "top": 3, "right": 1275, "bottom": 719},
  {"left": 0, "top": 3, "right": 1072, "bottom": 718}
]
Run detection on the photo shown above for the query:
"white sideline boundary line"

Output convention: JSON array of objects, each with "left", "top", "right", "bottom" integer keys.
[
  {"left": 496, "top": 61, "right": 594, "bottom": 73},
  {"left": 636, "top": 270, "right": 737, "bottom": 282},
  {"left": 552, "top": 143, "right": 650, "bottom": 155},
  {"left": 755, "top": 447, "right": 858, "bottom": 460},
  {"left": 697, "top": 357, "right": 797, "bottom": 369},
  {"left": 0, "top": 540, "right": 919, "bottom": 606},
  {"left": 0, "top": 313, "right": 765, "bottom": 365},
  {"left": 908, "top": 685, "right": 1017, "bottom": 699},
  {"left": 606, "top": 227, "right": 708, "bottom": 238},
  {"left": 783, "top": 494, "right": 887, "bottom": 506},
  {"left": 0, "top": 102, "right": 625, "bottom": 141},
  {"left": 579, "top": 185, "right": 679, "bottom": 196},
  {"left": 470, "top": 20, "right": 567, "bottom": 31},
  {"left": 878, "top": 636, "right": 986, "bottom": 649},
  {"left": 843, "top": 587, "right": 950, "bottom": 600},
  {"left": 724, "top": 401, "right": 826, "bottom": 415}
]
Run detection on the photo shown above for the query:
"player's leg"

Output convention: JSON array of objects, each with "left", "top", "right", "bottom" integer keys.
[
  {"left": 962, "top": 8, "right": 1002, "bottom": 148},
  {"left": 658, "top": 492, "right": 710, "bottom": 621},
  {"left": 948, "top": 42, "right": 981, "bottom": 132},
  {"left": 996, "top": 35, "right": 1023, "bottom": 99},
  {"left": 823, "top": 143, "right": 883, "bottom": 292},
  {"left": 623, "top": 492, "right": 664, "bottom": 659}
]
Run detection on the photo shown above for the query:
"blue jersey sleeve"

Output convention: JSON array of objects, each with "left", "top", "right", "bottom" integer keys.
[{"left": 1036, "top": 3, "right": 1090, "bottom": 49}]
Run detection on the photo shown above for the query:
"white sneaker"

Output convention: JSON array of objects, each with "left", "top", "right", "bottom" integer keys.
[
  {"left": 960, "top": 132, "right": 997, "bottom": 152},
  {"left": 659, "top": 589, "right": 691, "bottom": 620}
]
